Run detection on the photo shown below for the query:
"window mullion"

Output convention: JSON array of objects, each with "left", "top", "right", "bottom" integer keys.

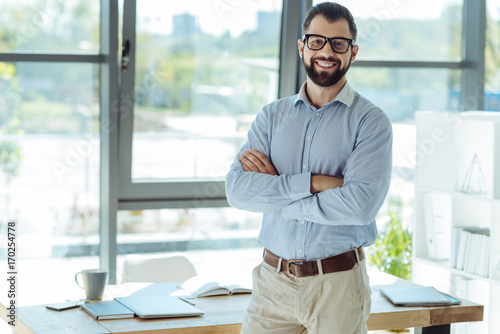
[
  {"left": 461, "top": 0, "right": 486, "bottom": 111},
  {"left": 100, "top": 0, "right": 121, "bottom": 284},
  {"left": 118, "top": 0, "right": 137, "bottom": 189},
  {"left": 279, "top": 0, "right": 310, "bottom": 98}
]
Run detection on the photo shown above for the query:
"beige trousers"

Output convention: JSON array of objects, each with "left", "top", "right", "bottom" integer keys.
[{"left": 241, "top": 258, "right": 371, "bottom": 334}]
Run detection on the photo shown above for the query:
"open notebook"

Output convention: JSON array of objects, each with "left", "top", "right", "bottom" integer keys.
[
  {"left": 380, "top": 286, "right": 461, "bottom": 307},
  {"left": 114, "top": 296, "right": 203, "bottom": 319},
  {"left": 180, "top": 276, "right": 252, "bottom": 297}
]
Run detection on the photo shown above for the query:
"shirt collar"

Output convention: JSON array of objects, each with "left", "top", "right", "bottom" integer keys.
[{"left": 294, "top": 81, "right": 355, "bottom": 108}]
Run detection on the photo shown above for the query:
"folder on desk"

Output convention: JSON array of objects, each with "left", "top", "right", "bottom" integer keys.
[
  {"left": 114, "top": 295, "right": 203, "bottom": 319},
  {"left": 80, "top": 300, "right": 135, "bottom": 320},
  {"left": 380, "top": 286, "right": 461, "bottom": 307}
]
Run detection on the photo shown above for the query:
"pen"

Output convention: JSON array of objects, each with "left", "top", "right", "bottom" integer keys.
[{"left": 178, "top": 297, "right": 196, "bottom": 306}]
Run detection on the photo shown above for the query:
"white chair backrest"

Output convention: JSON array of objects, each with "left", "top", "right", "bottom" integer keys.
[{"left": 121, "top": 252, "right": 197, "bottom": 283}]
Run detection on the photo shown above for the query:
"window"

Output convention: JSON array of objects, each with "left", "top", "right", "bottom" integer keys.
[
  {"left": 338, "top": 0, "right": 463, "bottom": 61},
  {"left": 117, "top": 208, "right": 261, "bottom": 254},
  {"left": 349, "top": 68, "right": 461, "bottom": 121},
  {"left": 312, "top": 0, "right": 465, "bottom": 120},
  {"left": 0, "top": 0, "right": 494, "bottom": 293},
  {"left": 0, "top": 64, "right": 100, "bottom": 244},
  {"left": 129, "top": 0, "right": 282, "bottom": 180},
  {"left": 110, "top": 0, "right": 283, "bottom": 269},
  {"left": 310, "top": 0, "right": 477, "bottom": 270},
  {"left": 0, "top": 0, "right": 103, "bottom": 299},
  {"left": 1, "top": 0, "right": 100, "bottom": 53}
]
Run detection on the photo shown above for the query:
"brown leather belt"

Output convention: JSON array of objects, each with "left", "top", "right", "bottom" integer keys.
[{"left": 263, "top": 247, "right": 364, "bottom": 277}]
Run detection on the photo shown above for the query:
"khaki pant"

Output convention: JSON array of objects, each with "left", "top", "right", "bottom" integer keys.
[{"left": 241, "top": 258, "right": 371, "bottom": 334}]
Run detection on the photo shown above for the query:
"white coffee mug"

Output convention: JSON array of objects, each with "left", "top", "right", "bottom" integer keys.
[{"left": 75, "top": 269, "right": 109, "bottom": 300}]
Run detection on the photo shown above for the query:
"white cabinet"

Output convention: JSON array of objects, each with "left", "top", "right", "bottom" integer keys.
[{"left": 413, "top": 111, "right": 500, "bottom": 334}]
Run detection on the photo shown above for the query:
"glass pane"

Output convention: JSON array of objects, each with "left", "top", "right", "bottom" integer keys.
[
  {"left": 131, "top": 0, "right": 282, "bottom": 180},
  {"left": 117, "top": 248, "right": 262, "bottom": 285},
  {"left": 117, "top": 207, "right": 262, "bottom": 282},
  {"left": 0, "top": 62, "right": 100, "bottom": 302},
  {"left": 348, "top": 67, "right": 461, "bottom": 122},
  {"left": 486, "top": 0, "right": 500, "bottom": 111},
  {"left": 1, "top": 0, "right": 100, "bottom": 53},
  {"left": 348, "top": 68, "right": 459, "bottom": 245},
  {"left": 313, "top": 0, "right": 462, "bottom": 61}
]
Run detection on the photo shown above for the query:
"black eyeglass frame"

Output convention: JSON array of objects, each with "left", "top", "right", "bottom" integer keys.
[{"left": 302, "top": 34, "right": 355, "bottom": 54}]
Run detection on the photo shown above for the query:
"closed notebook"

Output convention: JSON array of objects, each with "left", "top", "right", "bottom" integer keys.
[
  {"left": 380, "top": 286, "right": 461, "bottom": 307},
  {"left": 114, "top": 295, "right": 203, "bottom": 319},
  {"left": 80, "top": 300, "right": 135, "bottom": 320}
]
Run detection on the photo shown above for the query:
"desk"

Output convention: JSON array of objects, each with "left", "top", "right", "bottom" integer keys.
[{"left": 1, "top": 271, "right": 483, "bottom": 334}]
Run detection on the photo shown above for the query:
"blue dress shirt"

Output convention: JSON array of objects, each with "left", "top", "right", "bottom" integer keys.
[{"left": 225, "top": 81, "right": 393, "bottom": 261}]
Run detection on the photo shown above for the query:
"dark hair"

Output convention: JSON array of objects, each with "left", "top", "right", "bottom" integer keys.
[{"left": 302, "top": 2, "right": 357, "bottom": 42}]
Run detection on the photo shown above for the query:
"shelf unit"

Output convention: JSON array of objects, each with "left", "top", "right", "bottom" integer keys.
[{"left": 413, "top": 111, "right": 500, "bottom": 334}]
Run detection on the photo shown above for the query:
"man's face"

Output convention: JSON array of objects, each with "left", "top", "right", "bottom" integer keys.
[{"left": 298, "top": 16, "right": 358, "bottom": 88}]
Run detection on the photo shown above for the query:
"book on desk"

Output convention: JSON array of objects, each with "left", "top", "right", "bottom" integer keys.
[
  {"left": 80, "top": 300, "right": 135, "bottom": 320},
  {"left": 179, "top": 276, "right": 252, "bottom": 297}
]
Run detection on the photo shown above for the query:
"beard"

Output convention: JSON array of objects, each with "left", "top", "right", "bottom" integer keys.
[{"left": 302, "top": 53, "right": 352, "bottom": 87}]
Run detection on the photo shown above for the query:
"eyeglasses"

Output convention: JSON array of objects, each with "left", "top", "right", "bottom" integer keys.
[{"left": 303, "top": 34, "right": 355, "bottom": 54}]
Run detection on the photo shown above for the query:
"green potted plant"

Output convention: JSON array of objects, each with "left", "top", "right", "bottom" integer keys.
[
  {"left": 368, "top": 196, "right": 412, "bottom": 333},
  {"left": 369, "top": 196, "right": 412, "bottom": 280}
]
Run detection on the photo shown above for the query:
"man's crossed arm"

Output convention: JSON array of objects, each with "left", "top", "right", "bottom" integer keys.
[{"left": 239, "top": 149, "right": 343, "bottom": 194}]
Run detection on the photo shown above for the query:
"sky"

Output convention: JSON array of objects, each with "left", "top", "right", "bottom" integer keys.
[
  {"left": 332, "top": 0, "right": 461, "bottom": 19},
  {"left": 133, "top": 0, "right": 500, "bottom": 37},
  {"left": 9, "top": 0, "right": 496, "bottom": 38},
  {"left": 489, "top": 0, "right": 500, "bottom": 19},
  {"left": 136, "top": 0, "right": 282, "bottom": 37}
]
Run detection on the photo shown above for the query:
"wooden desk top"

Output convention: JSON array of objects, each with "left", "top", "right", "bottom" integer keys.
[{"left": 0, "top": 270, "right": 483, "bottom": 334}]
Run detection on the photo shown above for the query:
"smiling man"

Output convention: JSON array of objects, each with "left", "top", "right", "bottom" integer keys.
[{"left": 225, "top": 2, "right": 393, "bottom": 333}]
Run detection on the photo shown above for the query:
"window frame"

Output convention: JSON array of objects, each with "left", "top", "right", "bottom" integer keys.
[
  {"left": 117, "top": 0, "right": 297, "bottom": 211},
  {"left": 110, "top": 0, "right": 298, "bottom": 282},
  {"left": 117, "top": 0, "right": 229, "bottom": 208}
]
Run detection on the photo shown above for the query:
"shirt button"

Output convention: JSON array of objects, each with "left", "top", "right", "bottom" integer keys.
[
  {"left": 299, "top": 249, "right": 303, "bottom": 253},
  {"left": 307, "top": 136, "right": 311, "bottom": 141},
  {"left": 303, "top": 164, "right": 307, "bottom": 169},
  {"left": 316, "top": 112, "right": 320, "bottom": 117}
]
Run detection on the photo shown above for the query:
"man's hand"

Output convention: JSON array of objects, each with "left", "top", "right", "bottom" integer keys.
[
  {"left": 310, "top": 175, "right": 344, "bottom": 194},
  {"left": 239, "top": 149, "right": 278, "bottom": 176}
]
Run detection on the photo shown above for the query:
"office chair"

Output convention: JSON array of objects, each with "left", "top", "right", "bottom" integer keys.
[{"left": 121, "top": 252, "right": 198, "bottom": 283}]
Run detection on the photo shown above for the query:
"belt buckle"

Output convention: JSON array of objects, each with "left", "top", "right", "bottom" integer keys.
[{"left": 286, "top": 259, "right": 303, "bottom": 276}]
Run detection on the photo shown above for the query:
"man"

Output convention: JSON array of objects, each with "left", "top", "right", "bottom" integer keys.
[{"left": 225, "top": 2, "right": 392, "bottom": 333}]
